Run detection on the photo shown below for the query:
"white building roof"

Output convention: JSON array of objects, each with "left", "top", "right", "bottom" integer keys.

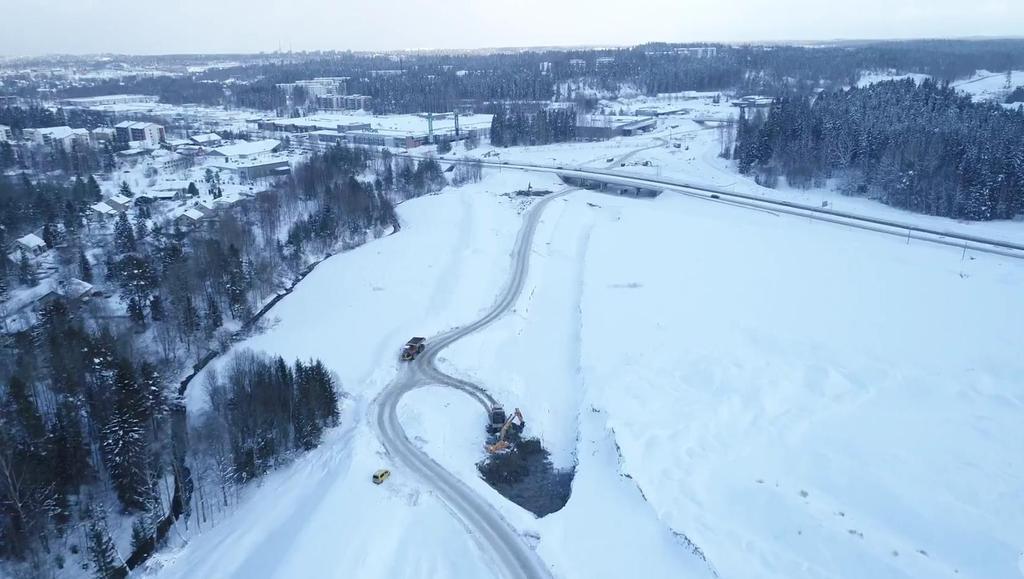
[
  {"left": 63, "top": 278, "right": 94, "bottom": 299},
  {"left": 116, "top": 121, "right": 161, "bottom": 130},
  {"left": 110, "top": 194, "right": 132, "bottom": 206},
  {"left": 190, "top": 133, "right": 221, "bottom": 144},
  {"left": 17, "top": 233, "right": 46, "bottom": 248},
  {"left": 90, "top": 201, "right": 116, "bottom": 214},
  {"left": 30, "top": 126, "right": 75, "bottom": 139},
  {"left": 182, "top": 208, "right": 205, "bottom": 220},
  {"left": 210, "top": 139, "right": 281, "bottom": 158}
]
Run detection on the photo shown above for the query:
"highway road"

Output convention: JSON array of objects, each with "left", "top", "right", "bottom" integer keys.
[
  {"left": 411, "top": 153, "right": 1024, "bottom": 259},
  {"left": 373, "top": 188, "right": 574, "bottom": 579}
]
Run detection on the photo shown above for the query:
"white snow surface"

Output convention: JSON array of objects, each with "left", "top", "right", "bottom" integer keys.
[
  {"left": 441, "top": 187, "right": 1024, "bottom": 579},
  {"left": 951, "top": 70, "right": 1024, "bottom": 102},
  {"left": 153, "top": 128, "right": 1024, "bottom": 578}
]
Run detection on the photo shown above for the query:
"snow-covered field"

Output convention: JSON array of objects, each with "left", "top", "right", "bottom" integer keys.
[
  {"left": 145, "top": 92, "right": 1024, "bottom": 578},
  {"left": 951, "top": 70, "right": 1024, "bottom": 102},
  {"left": 570, "top": 192, "right": 1024, "bottom": 579},
  {"left": 430, "top": 174, "right": 1024, "bottom": 579},
  {"left": 857, "top": 68, "right": 1023, "bottom": 103},
  {"left": 149, "top": 160, "right": 1024, "bottom": 579}
]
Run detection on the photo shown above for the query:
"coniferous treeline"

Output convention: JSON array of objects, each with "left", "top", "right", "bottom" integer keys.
[
  {"left": 1, "top": 174, "right": 103, "bottom": 242},
  {"left": 0, "top": 144, "right": 407, "bottom": 577},
  {"left": 0, "top": 106, "right": 111, "bottom": 133},
  {"left": 16, "top": 40, "right": 1022, "bottom": 115},
  {"left": 489, "top": 107, "right": 577, "bottom": 147},
  {"left": 202, "top": 352, "right": 340, "bottom": 483},
  {"left": 734, "top": 79, "right": 1024, "bottom": 220},
  {"left": 1, "top": 299, "right": 170, "bottom": 567}
]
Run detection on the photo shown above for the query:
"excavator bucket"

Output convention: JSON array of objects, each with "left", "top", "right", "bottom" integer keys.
[{"left": 485, "top": 440, "right": 511, "bottom": 454}]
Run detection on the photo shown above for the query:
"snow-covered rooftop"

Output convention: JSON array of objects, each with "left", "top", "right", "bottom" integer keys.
[
  {"left": 115, "top": 120, "right": 161, "bottom": 129},
  {"left": 181, "top": 208, "right": 205, "bottom": 220},
  {"left": 28, "top": 126, "right": 75, "bottom": 139},
  {"left": 16, "top": 233, "right": 46, "bottom": 248},
  {"left": 210, "top": 139, "right": 281, "bottom": 158},
  {"left": 190, "top": 133, "right": 221, "bottom": 144},
  {"left": 90, "top": 201, "right": 116, "bottom": 214}
]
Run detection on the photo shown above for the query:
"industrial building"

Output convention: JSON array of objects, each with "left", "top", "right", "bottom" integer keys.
[
  {"left": 207, "top": 139, "right": 282, "bottom": 160},
  {"left": 731, "top": 95, "right": 775, "bottom": 109},
  {"left": 575, "top": 115, "right": 657, "bottom": 140},
  {"left": 260, "top": 112, "right": 490, "bottom": 150},
  {"left": 296, "top": 130, "right": 349, "bottom": 153},
  {"left": 257, "top": 118, "right": 372, "bottom": 134},
  {"left": 210, "top": 157, "right": 290, "bottom": 181},
  {"left": 62, "top": 94, "right": 159, "bottom": 107}
]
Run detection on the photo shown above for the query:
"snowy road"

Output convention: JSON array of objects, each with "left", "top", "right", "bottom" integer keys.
[
  {"left": 372, "top": 188, "right": 575, "bottom": 579},
  {"left": 416, "top": 154, "right": 1024, "bottom": 258}
]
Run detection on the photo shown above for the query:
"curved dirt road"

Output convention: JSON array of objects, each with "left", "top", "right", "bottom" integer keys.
[{"left": 373, "top": 188, "right": 574, "bottom": 579}]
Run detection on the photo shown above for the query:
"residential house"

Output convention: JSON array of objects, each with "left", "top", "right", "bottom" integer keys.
[{"left": 15, "top": 233, "right": 47, "bottom": 256}]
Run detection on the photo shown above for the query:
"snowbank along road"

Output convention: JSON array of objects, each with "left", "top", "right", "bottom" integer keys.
[{"left": 373, "top": 188, "right": 576, "bottom": 579}]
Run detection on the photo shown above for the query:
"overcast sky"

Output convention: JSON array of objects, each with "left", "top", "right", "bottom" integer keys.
[{"left": 3, "top": 0, "right": 1023, "bottom": 56}]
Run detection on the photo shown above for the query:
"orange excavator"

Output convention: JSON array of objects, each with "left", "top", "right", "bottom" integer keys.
[{"left": 485, "top": 407, "right": 524, "bottom": 454}]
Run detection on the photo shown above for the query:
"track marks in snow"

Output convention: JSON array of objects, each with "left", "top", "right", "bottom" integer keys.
[{"left": 750, "top": 477, "right": 969, "bottom": 579}]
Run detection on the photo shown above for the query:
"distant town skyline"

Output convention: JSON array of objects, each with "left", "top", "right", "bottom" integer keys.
[{"left": 3, "top": 0, "right": 1023, "bottom": 56}]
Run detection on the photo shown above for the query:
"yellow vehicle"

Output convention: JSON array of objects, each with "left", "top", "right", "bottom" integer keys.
[{"left": 372, "top": 469, "right": 391, "bottom": 485}]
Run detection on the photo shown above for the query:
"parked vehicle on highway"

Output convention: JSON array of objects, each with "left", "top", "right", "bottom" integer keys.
[
  {"left": 401, "top": 337, "right": 426, "bottom": 361},
  {"left": 372, "top": 469, "right": 391, "bottom": 485}
]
